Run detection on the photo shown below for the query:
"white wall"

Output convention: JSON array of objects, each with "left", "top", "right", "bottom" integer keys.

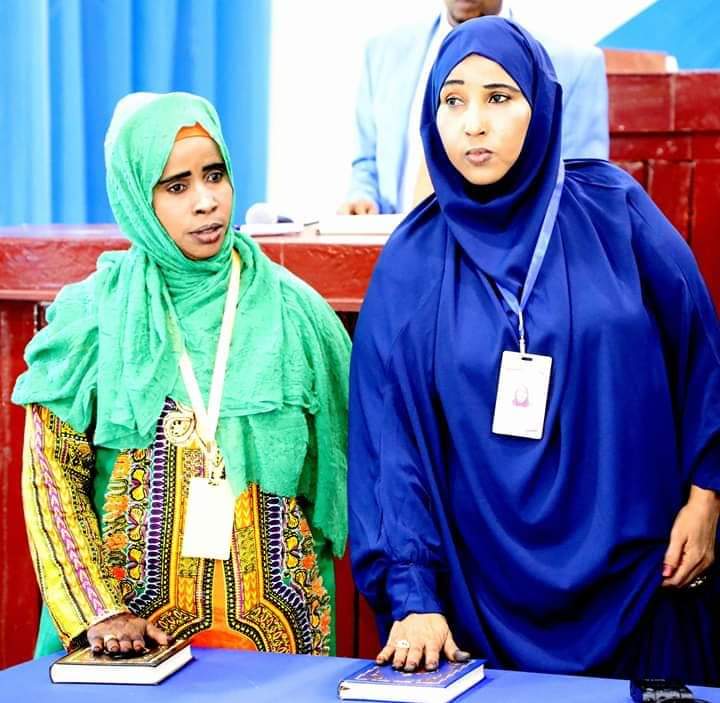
[
  {"left": 267, "top": 0, "right": 657, "bottom": 220},
  {"left": 267, "top": 0, "right": 438, "bottom": 221}
]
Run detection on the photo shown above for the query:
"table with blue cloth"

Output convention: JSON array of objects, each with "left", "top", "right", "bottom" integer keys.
[{"left": 1, "top": 649, "right": 719, "bottom": 702}]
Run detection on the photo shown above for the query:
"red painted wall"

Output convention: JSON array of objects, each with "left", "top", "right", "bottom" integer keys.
[
  {"left": 0, "top": 72, "right": 719, "bottom": 668},
  {"left": 609, "top": 73, "right": 720, "bottom": 305}
]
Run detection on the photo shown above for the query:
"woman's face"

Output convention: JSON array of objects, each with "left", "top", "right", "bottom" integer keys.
[
  {"left": 152, "top": 136, "right": 233, "bottom": 260},
  {"left": 436, "top": 54, "right": 531, "bottom": 186}
]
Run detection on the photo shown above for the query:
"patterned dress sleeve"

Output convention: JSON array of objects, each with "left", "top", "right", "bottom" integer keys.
[{"left": 22, "top": 404, "right": 128, "bottom": 649}]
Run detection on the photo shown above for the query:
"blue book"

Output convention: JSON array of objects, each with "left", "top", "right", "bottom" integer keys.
[{"left": 338, "top": 659, "right": 486, "bottom": 702}]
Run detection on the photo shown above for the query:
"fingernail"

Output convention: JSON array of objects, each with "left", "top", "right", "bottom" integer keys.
[{"left": 454, "top": 649, "right": 471, "bottom": 662}]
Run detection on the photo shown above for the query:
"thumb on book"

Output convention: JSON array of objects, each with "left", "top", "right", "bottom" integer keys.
[{"left": 443, "top": 632, "right": 470, "bottom": 662}]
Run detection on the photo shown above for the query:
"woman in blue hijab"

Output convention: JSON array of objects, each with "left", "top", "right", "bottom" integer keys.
[{"left": 349, "top": 17, "right": 720, "bottom": 683}]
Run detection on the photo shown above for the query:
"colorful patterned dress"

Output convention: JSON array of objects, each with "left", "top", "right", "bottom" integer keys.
[{"left": 23, "top": 399, "right": 334, "bottom": 655}]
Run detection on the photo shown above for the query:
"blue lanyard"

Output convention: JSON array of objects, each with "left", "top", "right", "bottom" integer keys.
[{"left": 496, "top": 162, "right": 565, "bottom": 354}]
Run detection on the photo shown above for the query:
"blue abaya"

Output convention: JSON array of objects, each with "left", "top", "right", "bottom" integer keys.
[{"left": 348, "top": 17, "right": 720, "bottom": 684}]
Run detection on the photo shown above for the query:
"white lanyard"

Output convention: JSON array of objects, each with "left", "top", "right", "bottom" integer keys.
[{"left": 178, "top": 249, "right": 240, "bottom": 482}]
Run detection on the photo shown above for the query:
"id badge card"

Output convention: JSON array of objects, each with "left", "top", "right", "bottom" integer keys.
[
  {"left": 181, "top": 477, "right": 235, "bottom": 560},
  {"left": 492, "top": 351, "right": 552, "bottom": 440}
]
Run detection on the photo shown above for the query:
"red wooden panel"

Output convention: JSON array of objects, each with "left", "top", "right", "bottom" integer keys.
[
  {"left": 610, "top": 134, "right": 690, "bottom": 162},
  {"left": 647, "top": 160, "right": 693, "bottom": 239},
  {"left": 607, "top": 74, "right": 672, "bottom": 133},
  {"left": 603, "top": 48, "right": 668, "bottom": 75},
  {"left": 333, "top": 551, "right": 355, "bottom": 657},
  {"left": 0, "top": 231, "right": 383, "bottom": 312},
  {"left": 613, "top": 161, "right": 648, "bottom": 189},
  {"left": 259, "top": 242, "right": 283, "bottom": 266},
  {"left": 357, "top": 594, "right": 381, "bottom": 660},
  {"left": 0, "top": 237, "right": 127, "bottom": 295},
  {"left": 0, "top": 301, "right": 41, "bottom": 668},
  {"left": 690, "top": 160, "right": 720, "bottom": 305},
  {"left": 692, "top": 133, "right": 720, "bottom": 160},
  {"left": 282, "top": 243, "right": 382, "bottom": 305},
  {"left": 676, "top": 73, "right": 720, "bottom": 131}
]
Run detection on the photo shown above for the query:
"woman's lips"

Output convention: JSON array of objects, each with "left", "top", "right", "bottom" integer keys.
[
  {"left": 189, "top": 223, "right": 223, "bottom": 244},
  {"left": 465, "top": 148, "right": 493, "bottom": 166}
]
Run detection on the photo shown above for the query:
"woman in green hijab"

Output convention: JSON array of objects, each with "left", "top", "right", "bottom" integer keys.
[{"left": 14, "top": 92, "right": 350, "bottom": 657}]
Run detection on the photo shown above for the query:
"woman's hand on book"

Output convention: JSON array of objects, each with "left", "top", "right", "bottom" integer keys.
[
  {"left": 87, "top": 613, "right": 173, "bottom": 656},
  {"left": 376, "top": 613, "right": 470, "bottom": 673}
]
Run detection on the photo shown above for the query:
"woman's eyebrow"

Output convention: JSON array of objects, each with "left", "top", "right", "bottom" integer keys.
[
  {"left": 157, "top": 170, "right": 190, "bottom": 185},
  {"left": 483, "top": 82, "right": 521, "bottom": 93},
  {"left": 441, "top": 80, "right": 521, "bottom": 93},
  {"left": 156, "top": 162, "right": 226, "bottom": 186}
]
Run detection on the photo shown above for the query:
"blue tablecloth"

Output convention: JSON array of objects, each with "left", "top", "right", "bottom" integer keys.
[{"left": 1, "top": 648, "right": 718, "bottom": 703}]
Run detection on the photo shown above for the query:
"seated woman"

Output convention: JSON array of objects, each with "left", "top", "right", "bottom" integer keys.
[
  {"left": 15, "top": 92, "right": 350, "bottom": 657},
  {"left": 349, "top": 17, "right": 720, "bottom": 683}
]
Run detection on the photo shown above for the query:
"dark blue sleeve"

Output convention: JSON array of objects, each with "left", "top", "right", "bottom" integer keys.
[
  {"left": 629, "top": 185, "right": 720, "bottom": 492},
  {"left": 348, "top": 279, "right": 447, "bottom": 624}
]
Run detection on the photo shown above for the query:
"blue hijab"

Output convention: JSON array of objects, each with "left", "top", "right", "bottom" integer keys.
[
  {"left": 349, "top": 17, "right": 720, "bottom": 680},
  {"left": 421, "top": 16, "right": 562, "bottom": 293}
]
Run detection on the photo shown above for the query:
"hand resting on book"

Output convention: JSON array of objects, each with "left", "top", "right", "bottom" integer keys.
[
  {"left": 87, "top": 612, "right": 173, "bottom": 656},
  {"left": 376, "top": 613, "right": 471, "bottom": 673}
]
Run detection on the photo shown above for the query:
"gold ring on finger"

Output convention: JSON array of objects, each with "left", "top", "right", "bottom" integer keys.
[
  {"left": 102, "top": 634, "right": 119, "bottom": 644},
  {"left": 395, "top": 639, "right": 411, "bottom": 649}
]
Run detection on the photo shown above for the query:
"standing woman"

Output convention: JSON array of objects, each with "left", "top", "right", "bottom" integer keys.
[
  {"left": 15, "top": 92, "right": 350, "bottom": 657},
  {"left": 349, "top": 18, "right": 720, "bottom": 683}
]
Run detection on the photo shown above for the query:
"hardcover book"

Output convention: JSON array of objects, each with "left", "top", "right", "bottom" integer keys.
[
  {"left": 49, "top": 638, "right": 193, "bottom": 685},
  {"left": 338, "top": 659, "right": 486, "bottom": 703}
]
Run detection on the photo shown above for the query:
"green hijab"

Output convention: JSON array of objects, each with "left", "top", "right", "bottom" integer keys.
[{"left": 13, "top": 92, "right": 349, "bottom": 554}]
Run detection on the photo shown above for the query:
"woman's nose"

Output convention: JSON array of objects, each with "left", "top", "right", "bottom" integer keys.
[
  {"left": 464, "top": 104, "right": 488, "bottom": 136},
  {"left": 193, "top": 185, "right": 218, "bottom": 214}
]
